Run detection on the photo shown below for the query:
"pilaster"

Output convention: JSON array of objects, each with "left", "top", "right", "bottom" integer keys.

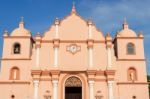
[
  {"left": 51, "top": 70, "right": 60, "bottom": 99},
  {"left": 31, "top": 70, "right": 42, "bottom": 99},
  {"left": 87, "top": 69, "right": 96, "bottom": 99},
  {"left": 35, "top": 32, "right": 41, "bottom": 68},
  {"left": 106, "top": 33, "right": 112, "bottom": 69}
]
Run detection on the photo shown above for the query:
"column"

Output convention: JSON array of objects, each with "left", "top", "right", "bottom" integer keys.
[
  {"left": 88, "top": 23, "right": 92, "bottom": 39},
  {"left": 54, "top": 47, "right": 58, "bottom": 67},
  {"left": 106, "top": 33, "right": 112, "bottom": 69},
  {"left": 53, "top": 18, "right": 59, "bottom": 68},
  {"left": 107, "top": 47, "right": 112, "bottom": 68},
  {"left": 108, "top": 81, "right": 114, "bottom": 99},
  {"left": 89, "top": 80, "right": 94, "bottom": 99},
  {"left": 55, "top": 23, "right": 59, "bottom": 39},
  {"left": 89, "top": 48, "right": 93, "bottom": 68},
  {"left": 88, "top": 20, "right": 93, "bottom": 68},
  {"left": 33, "top": 80, "right": 39, "bottom": 99},
  {"left": 52, "top": 80, "right": 58, "bottom": 99},
  {"left": 35, "top": 32, "right": 41, "bottom": 68},
  {"left": 36, "top": 48, "right": 40, "bottom": 68}
]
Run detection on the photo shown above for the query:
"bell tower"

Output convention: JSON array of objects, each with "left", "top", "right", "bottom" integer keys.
[{"left": 2, "top": 18, "right": 33, "bottom": 60}]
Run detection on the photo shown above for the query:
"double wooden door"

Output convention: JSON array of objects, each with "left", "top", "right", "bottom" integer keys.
[{"left": 65, "top": 87, "right": 82, "bottom": 99}]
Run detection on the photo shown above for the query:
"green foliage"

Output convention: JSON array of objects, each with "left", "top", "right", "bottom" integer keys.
[{"left": 147, "top": 75, "right": 150, "bottom": 82}]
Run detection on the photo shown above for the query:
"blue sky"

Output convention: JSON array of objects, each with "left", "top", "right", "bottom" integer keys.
[{"left": 0, "top": 0, "right": 149, "bottom": 74}]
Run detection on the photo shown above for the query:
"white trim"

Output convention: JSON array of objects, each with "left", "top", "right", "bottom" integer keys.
[
  {"left": 36, "top": 48, "right": 40, "bottom": 68},
  {"left": 107, "top": 48, "right": 112, "bottom": 68},
  {"left": 55, "top": 25, "right": 59, "bottom": 39},
  {"left": 88, "top": 25, "right": 92, "bottom": 39},
  {"left": 33, "top": 80, "right": 39, "bottom": 99},
  {"left": 52, "top": 80, "right": 58, "bottom": 99},
  {"left": 53, "top": 24, "right": 59, "bottom": 67},
  {"left": 54, "top": 47, "right": 58, "bottom": 67},
  {"left": 88, "top": 48, "right": 93, "bottom": 68},
  {"left": 108, "top": 81, "right": 114, "bottom": 99},
  {"left": 89, "top": 80, "right": 94, "bottom": 99}
]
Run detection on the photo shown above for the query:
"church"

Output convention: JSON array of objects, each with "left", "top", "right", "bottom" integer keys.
[{"left": 0, "top": 5, "right": 149, "bottom": 99}]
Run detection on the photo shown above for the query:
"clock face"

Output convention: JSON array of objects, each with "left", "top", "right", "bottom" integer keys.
[
  {"left": 70, "top": 45, "right": 77, "bottom": 53},
  {"left": 67, "top": 44, "right": 81, "bottom": 54}
]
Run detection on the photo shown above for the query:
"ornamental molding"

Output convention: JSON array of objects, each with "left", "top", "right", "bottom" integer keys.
[
  {"left": 65, "top": 76, "right": 82, "bottom": 87},
  {"left": 66, "top": 44, "right": 81, "bottom": 54}
]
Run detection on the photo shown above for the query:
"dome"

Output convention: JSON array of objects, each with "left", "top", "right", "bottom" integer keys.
[
  {"left": 119, "top": 20, "right": 137, "bottom": 37},
  {"left": 10, "top": 22, "right": 31, "bottom": 37},
  {"left": 119, "top": 28, "right": 137, "bottom": 37}
]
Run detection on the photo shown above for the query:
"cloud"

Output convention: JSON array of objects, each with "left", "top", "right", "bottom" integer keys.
[
  {"left": 79, "top": 0, "right": 150, "bottom": 74},
  {"left": 79, "top": 0, "right": 150, "bottom": 34}
]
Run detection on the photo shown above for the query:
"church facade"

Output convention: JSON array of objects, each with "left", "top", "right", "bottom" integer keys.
[{"left": 0, "top": 5, "right": 149, "bottom": 99}]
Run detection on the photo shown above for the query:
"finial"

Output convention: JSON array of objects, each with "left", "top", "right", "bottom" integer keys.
[
  {"left": 87, "top": 17, "right": 93, "bottom": 25},
  {"left": 123, "top": 18, "right": 129, "bottom": 29},
  {"left": 123, "top": 17, "right": 128, "bottom": 24},
  {"left": 35, "top": 32, "right": 41, "bottom": 41},
  {"left": 73, "top": 1, "right": 75, "bottom": 7},
  {"left": 36, "top": 32, "right": 40, "bottom": 35},
  {"left": 19, "top": 16, "right": 25, "bottom": 28},
  {"left": 106, "top": 32, "right": 111, "bottom": 37},
  {"left": 3, "top": 29, "right": 8, "bottom": 37},
  {"left": 71, "top": 2, "right": 77, "bottom": 14},
  {"left": 138, "top": 31, "right": 144, "bottom": 37},
  {"left": 106, "top": 33, "right": 112, "bottom": 40},
  {"left": 4, "top": 29, "right": 8, "bottom": 33},
  {"left": 20, "top": 16, "right": 24, "bottom": 22},
  {"left": 55, "top": 18, "right": 60, "bottom": 25}
]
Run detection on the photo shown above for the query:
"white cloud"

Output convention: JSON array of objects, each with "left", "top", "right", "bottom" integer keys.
[
  {"left": 79, "top": 0, "right": 150, "bottom": 34},
  {"left": 79, "top": 0, "right": 150, "bottom": 74}
]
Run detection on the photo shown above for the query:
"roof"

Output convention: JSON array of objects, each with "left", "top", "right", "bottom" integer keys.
[{"left": 10, "top": 22, "right": 31, "bottom": 37}]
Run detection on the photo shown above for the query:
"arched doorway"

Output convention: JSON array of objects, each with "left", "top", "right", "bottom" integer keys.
[{"left": 65, "top": 76, "right": 82, "bottom": 99}]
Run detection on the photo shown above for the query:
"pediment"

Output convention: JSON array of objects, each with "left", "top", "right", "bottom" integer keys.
[{"left": 42, "top": 9, "right": 104, "bottom": 41}]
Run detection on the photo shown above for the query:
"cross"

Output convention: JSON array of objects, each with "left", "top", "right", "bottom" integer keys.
[
  {"left": 73, "top": 1, "right": 75, "bottom": 7},
  {"left": 124, "top": 17, "right": 127, "bottom": 24},
  {"left": 21, "top": 16, "right": 24, "bottom": 22}
]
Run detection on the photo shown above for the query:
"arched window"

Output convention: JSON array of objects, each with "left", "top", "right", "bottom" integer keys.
[
  {"left": 127, "top": 67, "right": 137, "bottom": 81},
  {"left": 13, "top": 43, "right": 21, "bottom": 54},
  {"left": 127, "top": 43, "right": 135, "bottom": 55},
  {"left": 132, "top": 96, "right": 136, "bottom": 99},
  {"left": 11, "top": 95, "right": 15, "bottom": 99},
  {"left": 10, "top": 67, "right": 20, "bottom": 80}
]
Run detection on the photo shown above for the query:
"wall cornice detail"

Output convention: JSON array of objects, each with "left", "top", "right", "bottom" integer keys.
[
  {"left": 0, "top": 81, "right": 30, "bottom": 84},
  {"left": 116, "top": 37, "right": 144, "bottom": 39},
  {"left": 41, "top": 40, "right": 105, "bottom": 43},
  {"left": 1, "top": 58, "right": 31, "bottom": 61},
  {"left": 117, "top": 59, "right": 146, "bottom": 61},
  {"left": 4, "top": 36, "right": 31, "bottom": 39},
  {"left": 117, "top": 82, "right": 149, "bottom": 85}
]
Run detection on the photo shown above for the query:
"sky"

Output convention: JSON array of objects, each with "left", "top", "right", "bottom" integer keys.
[{"left": 0, "top": 0, "right": 149, "bottom": 74}]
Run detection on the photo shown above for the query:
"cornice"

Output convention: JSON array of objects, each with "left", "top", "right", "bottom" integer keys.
[
  {"left": 1, "top": 58, "right": 31, "bottom": 61},
  {"left": 41, "top": 40, "right": 105, "bottom": 43},
  {"left": 4, "top": 36, "right": 31, "bottom": 39},
  {"left": 115, "top": 37, "right": 144, "bottom": 39},
  {"left": 117, "top": 82, "right": 148, "bottom": 85},
  {"left": 0, "top": 80, "right": 30, "bottom": 84},
  {"left": 117, "top": 59, "right": 146, "bottom": 61}
]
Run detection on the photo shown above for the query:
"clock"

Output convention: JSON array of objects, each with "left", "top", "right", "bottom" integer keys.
[{"left": 67, "top": 44, "right": 81, "bottom": 54}]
